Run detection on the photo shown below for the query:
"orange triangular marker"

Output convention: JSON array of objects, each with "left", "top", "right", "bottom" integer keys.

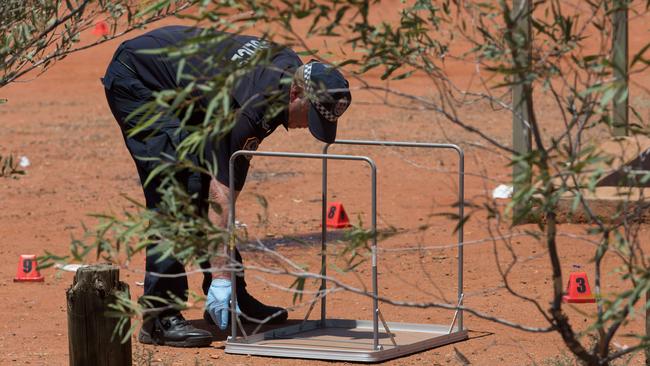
[
  {"left": 92, "top": 21, "right": 109, "bottom": 36},
  {"left": 562, "top": 272, "right": 595, "bottom": 303},
  {"left": 325, "top": 202, "right": 351, "bottom": 229},
  {"left": 13, "top": 255, "right": 44, "bottom": 282}
]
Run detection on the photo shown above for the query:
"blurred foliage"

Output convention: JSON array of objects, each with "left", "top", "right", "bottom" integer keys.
[
  {"left": 0, "top": 153, "right": 25, "bottom": 178},
  {"left": 0, "top": 0, "right": 193, "bottom": 90},
  {"left": 11, "top": 0, "right": 650, "bottom": 363}
]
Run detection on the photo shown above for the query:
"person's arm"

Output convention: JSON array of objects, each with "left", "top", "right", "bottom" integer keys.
[
  {"left": 208, "top": 176, "right": 239, "bottom": 279},
  {"left": 206, "top": 109, "right": 261, "bottom": 279}
]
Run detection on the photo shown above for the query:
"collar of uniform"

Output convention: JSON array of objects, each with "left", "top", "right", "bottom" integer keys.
[
  {"left": 277, "top": 63, "right": 298, "bottom": 131},
  {"left": 259, "top": 84, "right": 289, "bottom": 135},
  {"left": 234, "top": 60, "right": 297, "bottom": 133}
]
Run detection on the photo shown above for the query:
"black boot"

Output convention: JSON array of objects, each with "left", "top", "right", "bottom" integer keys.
[
  {"left": 237, "top": 285, "right": 288, "bottom": 325},
  {"left": 138, "top": 313, "right": 212, "bottom": 347}
]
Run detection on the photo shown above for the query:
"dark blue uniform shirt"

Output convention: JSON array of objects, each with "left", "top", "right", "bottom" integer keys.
[{"left": 104, "top": 25, "right": 303, "bottom": 190}]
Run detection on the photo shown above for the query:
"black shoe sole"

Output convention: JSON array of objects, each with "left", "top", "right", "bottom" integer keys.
[
  {"left": 203, "top": 310, "right": 288, "bottom": 326},
  {"left": 138, "top": 331, "right": 212, "bottom": 348}
]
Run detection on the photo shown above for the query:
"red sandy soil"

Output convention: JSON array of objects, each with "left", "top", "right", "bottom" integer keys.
[{"left": 1, "top": 5, "right": 650, "bottom": 366}]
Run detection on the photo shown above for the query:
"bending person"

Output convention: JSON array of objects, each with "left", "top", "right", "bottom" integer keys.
[{"left": 102, "top": 25, "right": 352, "bottom": 347}]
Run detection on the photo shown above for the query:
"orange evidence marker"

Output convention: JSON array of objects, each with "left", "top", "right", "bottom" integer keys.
[
  {"left": 14, "top": 254, "right": 44, "bottom": 282},
  {"left": 562, "top": 272, "right": 595, "bottom": 303},
  {"left": 92, "top": 21, "right": 110, "bottom": 36},
  {"left": 325, "top": 202, "right": 351, "bottom": 229}
]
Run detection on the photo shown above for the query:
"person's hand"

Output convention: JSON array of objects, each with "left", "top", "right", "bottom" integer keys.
[{"left": 206, "top": 278, "right": 240, "bottom": 330}]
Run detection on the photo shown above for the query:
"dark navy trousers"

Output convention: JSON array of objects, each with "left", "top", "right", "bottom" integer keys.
[{"left": 103, "top": 45, "right": 243, "bottom": 312}]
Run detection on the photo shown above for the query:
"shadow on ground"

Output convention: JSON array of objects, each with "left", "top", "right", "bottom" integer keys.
[
  {"left": 240, "top": 230, "right": 349, "bottom": 250},
  {"left": 190, "top": 319, "right": 306, "bottom": 342}
]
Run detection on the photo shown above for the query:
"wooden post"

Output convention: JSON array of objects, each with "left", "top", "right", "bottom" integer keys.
[
  {"left": 67, "top": 264, "right": 131, "bottom": 366},
  {"left": 512, "top": 0, "right": 532, "bottom": 219},
  {"left": 612, "top": 0, "right": 629, "bottom": 136}
]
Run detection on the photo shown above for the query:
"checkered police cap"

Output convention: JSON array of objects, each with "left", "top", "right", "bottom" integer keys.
[{"left": 300, "top": 61, "right": 352, "bottom": 143}]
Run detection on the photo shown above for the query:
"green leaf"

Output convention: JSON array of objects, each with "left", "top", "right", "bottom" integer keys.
[
  {"left": 135, "top": 0, "right": 171, "bottom": 18},
  {"left": 570, "top": 193, "right": 580, "bottom": 213},
  {"left": 600, "top": 86, "right": 617, "bottom": 107},
  {"left": 391, "top": 70, "right": 415, "bottom": 80},
  {"left": 290, "top": 276, "right": 306, "bottom": 304},
  {"left": 126, "top": 110, "right": 162, "bottom": 138}
]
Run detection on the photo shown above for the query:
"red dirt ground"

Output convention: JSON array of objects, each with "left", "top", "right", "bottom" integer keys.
[{"left": 1, "top": 6, "right": 650, "bottom": 366}]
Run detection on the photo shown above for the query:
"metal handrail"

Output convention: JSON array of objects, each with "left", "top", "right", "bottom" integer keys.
[
  {"left": 322, "top": 140, "right": 465, "bottom": 334},
  {"left": 228, "top": 150, "right": 377, "bottom": 342}
]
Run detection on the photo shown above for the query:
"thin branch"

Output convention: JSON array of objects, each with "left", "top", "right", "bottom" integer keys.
[{"left": 2, "top": 2, "right": 193, "bottom": 87}]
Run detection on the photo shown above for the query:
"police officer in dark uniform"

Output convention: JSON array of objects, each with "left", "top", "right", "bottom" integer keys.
[{"left": 102, "top": 25, "right": 352, "bottom": 347}]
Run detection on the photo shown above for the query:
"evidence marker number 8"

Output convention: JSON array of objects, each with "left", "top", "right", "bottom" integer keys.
[{"left": 23, "top": 259, "right": 33, "bottom": 274}]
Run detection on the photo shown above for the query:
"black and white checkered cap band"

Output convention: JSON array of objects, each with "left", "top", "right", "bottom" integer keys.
[{"left": 304, "top": 63, "right": 338, "bottom": 123}]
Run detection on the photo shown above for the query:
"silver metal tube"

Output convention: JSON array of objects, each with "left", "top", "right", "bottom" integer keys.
[
  {"left": 457, "top": 148, "right": 464, "bottom": 331},
  {"left": 324, "top": 139, "right": 465, "bottom": 333},
  {"left": 371, "top": 162, "right": 378, "bottom": 350},
  {"left": 321, "top": 146, "right": 329, "bottom": 326},
  {"left": 229, "top": 156, "right": 238, "bottom": 339},
  {"left": 331, "top": 139, "right": 461, "bottom": 150},
  {"left": 229, "top": 150, "right": 377, "bottom": 341}
]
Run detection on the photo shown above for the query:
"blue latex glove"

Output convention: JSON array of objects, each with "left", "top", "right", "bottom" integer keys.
[{"left": 206, "top": 278, "right": 241, "bottom": 330}]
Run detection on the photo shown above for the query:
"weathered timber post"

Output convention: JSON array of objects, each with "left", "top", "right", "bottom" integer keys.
[
  {"left": 512, "top": 0, "right": 533, "bottom": 220},
  {"left": 67, "top": 264, "right": 131, "bottom": 366},
  {"left": 612, "top": 0, "right": 629, "bottom": 136}
]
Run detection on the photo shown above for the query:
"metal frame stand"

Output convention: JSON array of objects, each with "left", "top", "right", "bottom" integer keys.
[{"left": 224, "top": 140, "right": 467, "bottom": 362}]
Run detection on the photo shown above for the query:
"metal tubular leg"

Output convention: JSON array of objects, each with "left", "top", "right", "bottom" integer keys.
[
  {"left": 378, "top": 309, "right": 397, "bottom": 346},
  {"left": 448, "top": 293, "right": 464, "bottom": 334},
  {"left": 229, "top": 165, "right": 238, "bottom": 339},
  {"left": 457, "top": 149, "right": 465, "bottom": 331},
  {"left": 371, "top": 165, "right": 379, "bottom": 349},
  {"left": 321, "top": 154, "right": 328, "bottom": 326}
]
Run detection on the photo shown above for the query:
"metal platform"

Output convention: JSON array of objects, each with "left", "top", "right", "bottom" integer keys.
[
  {"left": 226, "top": 319, "right": 468, "bottom": 362},
  {"left": 225, "top": 140, "right": 466, "bottom": 362}
]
